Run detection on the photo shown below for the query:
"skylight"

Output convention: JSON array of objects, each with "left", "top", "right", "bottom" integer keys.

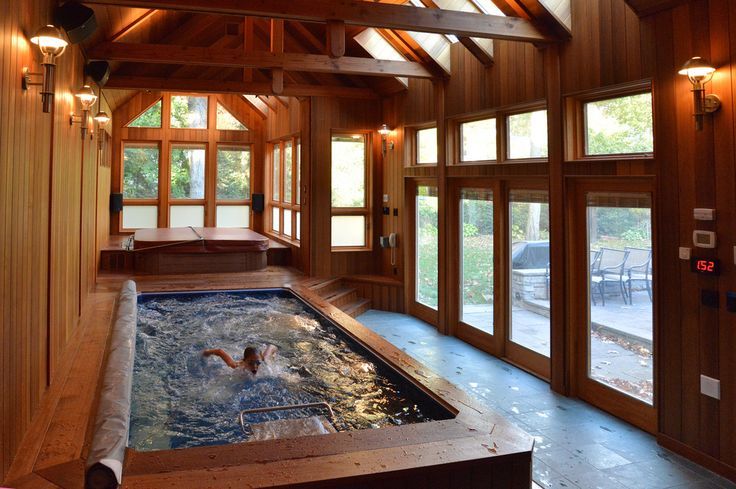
[
  {"left": 354, "top": 28, "right": 409, "bottom": 87},
  {"left": 242, "top": 94, "right": 269, "bottom": 116}
]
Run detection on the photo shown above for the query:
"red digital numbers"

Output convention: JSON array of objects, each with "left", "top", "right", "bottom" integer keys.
[
  {"left": 696, "top": 260, "right": 713, "bottom": 272},
  {"left": 691, "top": 257, "right": 720, "bottom": 275}
]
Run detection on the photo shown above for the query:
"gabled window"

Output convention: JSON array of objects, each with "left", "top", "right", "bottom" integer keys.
[
  {"left": 126, "top": 100, "right": 162, "bottom": 128},
  {"left": 216, "top": 103, "right": 248, "bottom": 131}
]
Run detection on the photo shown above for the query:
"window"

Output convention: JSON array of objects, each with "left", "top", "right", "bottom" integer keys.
[
  {"left": 416, "top": 185, "right": 439, "bottom": 309},
  {"left": 121, "top": 143, "right": 159, "bottom": 229},
  {"left": 127, "top": 100, "right": 162, "bottom": 128},
  {"left": 331, "top": 134, "right": 369, "bottom": 248},
  {"left": 416, "top": 127, "right": 438, "bottom": 164},
  {"left": 584, "top": 93, "right": 653, "bottom": 156},
  {"left": 216, "top": 146, "right": 251, "bottom": 228},
  {"left": 170, "top": 145, "right": 206, "bottom": 199},
  {"left": 269, "top": 136, "right": 301, "bottom": 241},
  {"left": 460, "top": 118, "right": 496, "bottom": 162},
  {"left": 170, "top": 95, "right": 208, "bottom": 129},
  {"left": 460, "top": 189, "right": 494, "bottom": 333},
  {"left": 507, "top": 109, "right": 548, "bottom": 159},
  {"left": 216, "top": 103, "right": 248, "bottom": 131}
]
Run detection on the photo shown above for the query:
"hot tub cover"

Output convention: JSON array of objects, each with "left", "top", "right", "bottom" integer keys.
[
  {"left": 133, "top": 227, "right": 269, "bottom": 254},
  {"left": 86, "top": 280, "right": 137, "bottom": 486}
]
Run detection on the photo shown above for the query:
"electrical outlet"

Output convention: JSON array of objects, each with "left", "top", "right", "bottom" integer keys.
[{"left": 700, "top": 375, "right": 721, "bottom": 400}]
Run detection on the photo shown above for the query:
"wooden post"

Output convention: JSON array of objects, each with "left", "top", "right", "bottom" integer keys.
[
  {"left": 435, "top": 79, "right": 449, "bottom": 335},
  {"left": 326, "top": 20, "right": 346, "bottom": 58},
  {"left": 544, "top": 44, "right": 566, "bottom": 394}
]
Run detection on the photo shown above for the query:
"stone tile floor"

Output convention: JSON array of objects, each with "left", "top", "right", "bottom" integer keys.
[{"left": 356, "top": 309, "right": 735, "bottom": 489}]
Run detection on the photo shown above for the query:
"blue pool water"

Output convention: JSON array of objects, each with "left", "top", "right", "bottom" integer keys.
[{"left": 129, "top": 289, "right": 452, "bottom": 451}]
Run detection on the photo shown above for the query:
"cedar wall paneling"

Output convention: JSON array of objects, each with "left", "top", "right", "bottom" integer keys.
[
  {"left": 309, "top": 96, "right": 382, "bottom": 277},
  {"left": 0, "top": 0, "right": 99, "bottom": 482}
]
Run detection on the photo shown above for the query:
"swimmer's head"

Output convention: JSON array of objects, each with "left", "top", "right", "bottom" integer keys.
[{"left": 243, "top": 346, "right": 262, "bottom": 374}]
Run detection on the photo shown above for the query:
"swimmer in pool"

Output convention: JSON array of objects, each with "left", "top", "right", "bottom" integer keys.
[{"left": 202, "top": 344, "right": 278, "bottom": 375}]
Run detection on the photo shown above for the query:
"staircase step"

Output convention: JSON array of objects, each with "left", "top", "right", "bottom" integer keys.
[
  {"left": 309, "top": 277, "right": 344, "bottom": 297},
  {"left": 340, "top": 298, "right": 371, "bottom": 318},
  {"left": 323, "top": 287, "right": 358, "bottom": 308}
]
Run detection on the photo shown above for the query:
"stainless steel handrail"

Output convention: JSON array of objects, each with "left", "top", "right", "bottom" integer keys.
[{"left": 238, "top": 401, "right": 335, "bottom": 435}]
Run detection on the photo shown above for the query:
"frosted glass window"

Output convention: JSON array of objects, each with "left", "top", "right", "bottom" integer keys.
[
  {"left": 416, "top": 127, "right": 437, "bottom": 164},
  {"left": 460, "top": 118, "right": 496, "bottom": 162},
  {"left": 507, "top": 110, "right": 548, "bottom": 159},
  {"left": 170, "top": 96, "right": 208, "bottom": 129},
  {"left": 284, "top": 209, "right": 292, "bottom": 237},
  {"left": 272, "top": 207, "right": 280, "bottom": 233},
  {"left": 122, "top": 206, "right": 157, "bottom": 229},
  {"left": 331, "top": 215, "right": 365, "bottom": 247},
  {"left": 216, "top": 205, "right": 250, "bottom": 228},
  {"left": 171, "top": 145, "right": 206, "bottom": 199},
  {"left": 585, "top": 93, "right": 653, "bottom": 155},
  {"left": 123, "top": 144, "right": 159, "bottom": 199},
  {"left": 170, "top": 205, "right": 204, "bottom": 228},
  {"left": 296, "top": 211, "right": 301, "bottom": 240}
]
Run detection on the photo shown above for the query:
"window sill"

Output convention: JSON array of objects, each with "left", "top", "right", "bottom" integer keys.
[
  {"left": 331, "top": 247, "right": 373, "bottom": 253},
  {"left": 566, "top": 153, "right": 654, "bottom": 163}
]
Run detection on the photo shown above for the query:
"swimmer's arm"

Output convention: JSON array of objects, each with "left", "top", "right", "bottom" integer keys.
[
  {"left": 261, "top": 344, "right": 278, "bottom": 361},
  {"left": 202, "top": 349, "right": 239, "bottom": 369}
]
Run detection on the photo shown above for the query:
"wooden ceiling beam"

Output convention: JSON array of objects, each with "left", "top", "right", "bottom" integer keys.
[
  {"left": 326, "top": 20, "right": 346, "bottom": 58},
  {"left": 493, "top": 0, "right": 571, "bottom": 39},
  {"left": 89, "top": 42, "right": 435, "bottom": 78},
  {"left": 104, "top": 75, "right": 379, "bottom": 98},
  {"left": 82, "top": 0, "right": 555, "bottom": 42},
  {"left": 107, "top": 9, "right": 158, "bottom": 42}
]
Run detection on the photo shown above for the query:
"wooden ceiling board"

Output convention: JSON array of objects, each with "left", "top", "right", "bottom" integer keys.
[{"left": 623, "top": 0, "right": 690, "bottom": 17}]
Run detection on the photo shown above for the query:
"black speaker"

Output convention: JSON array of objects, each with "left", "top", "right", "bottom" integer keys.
[
  {"left": 110, "top": 193, "right": 123, "bottom": 213},
  {"left": 54, "top": 1, "right": 97, "bottom": 44},
  {"left": 85, "top": 61, "right": 110, "bottom": 86},
  {"left": 252, "top": 193, "right": 265, "bottom": 213}
]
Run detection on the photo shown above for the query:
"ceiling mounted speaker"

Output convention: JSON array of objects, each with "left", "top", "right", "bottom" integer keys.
[
  {"left": 85, "top": 61, "right": 110, "bottom": 86},
  {"left": 54, "top": 1, "right": 97, "bottom": 44}
]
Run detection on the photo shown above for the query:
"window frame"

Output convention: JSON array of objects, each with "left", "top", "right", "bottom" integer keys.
[
  {"left": 215, "top": 143, "right": 253, "bottom": 228},
  {"left": 120, "top": 140, "right": 163, "bottom": 229},
  {"left": 504, "top": 105, "right": 549, "bottom": 163},
  {"left": 407, "top": 123, "right": 439, "bottom": 166},
  {"left": 455, "top": 115, "right": 499, "bottom": 165},
  {"left": 169, "top": 94, "right": 209, "bottom": 130},
  {"left": 564, "top": 80, "right": 654, "bottom": 162},
  {"left": 330, "top": 131, "right": 372, "bottom": 251},
  {"left": 267, "top": 134, "right": 301, "bottom": 244}
]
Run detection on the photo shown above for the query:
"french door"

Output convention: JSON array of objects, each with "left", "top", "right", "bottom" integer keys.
[{"left": 571, "top": 180, "right": 656, "bottom": 432}]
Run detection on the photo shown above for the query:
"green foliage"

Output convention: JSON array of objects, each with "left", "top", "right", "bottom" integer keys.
[
  {"left": 508, "top": 110, "right": 548, "bottom": 158},
  {"left": 331, "top": 138, "right": 365, "bottom": 208},
  {"left": 463, "top": 223, "right": 478, "bottom": 238},
  {"left": 170, "top": 96, "right": 207, "bottom": 129},
  {"left": 123, "top": 146, "right": 159, "bottom": 198},
  {"left": 128, "top": 100, "right": 161, "bottom": 128},
  {"left": 216, "top": 103, "right": 247, "bottom": 130},
  {"left": 586, "top": 93, "right": 653, "bottom": 155},
  {"left": 417, "top": 191, "right": 439, "bottom": 307},
  {"left": 589, "top": 207, "right": 651, "bottom": 250},
  {"left": 510, "top": 202, "right": 550, "bottom": 241},
  {"left": 217, "top": 148, "right": 250, "bottom": 200},
  {"left": 170, "top": 147, "right": 205, "bottom": 199},
  {"left": 284, "top": 144, "right": 293, "bottom": 203}
]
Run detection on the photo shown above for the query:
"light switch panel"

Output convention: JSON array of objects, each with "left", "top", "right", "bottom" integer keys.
[
  {"left": 694, "top": 208, "right": 716, "bottom": 221},
  {"left": 700, "top": 375, "right": 721, "bottom": 400},
  {"left": 679, "top": 247, "right": 691, "bottom": 260}
]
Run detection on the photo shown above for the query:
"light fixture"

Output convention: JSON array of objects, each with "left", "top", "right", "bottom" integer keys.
[
  {"left": 23, "top": 25, "right": 68, "bottom": 113},
  {"left": 70, "top": 84, "right": 98, "bottom": 139},
  {"left": 678, "top": 56, "right": 721, "bottom": 130},
  {"left": 94, "top": 110, "right": 110, "bottom": 149},
  {"left": 378, "top": 123, "right": 394, "bottom": 155}
]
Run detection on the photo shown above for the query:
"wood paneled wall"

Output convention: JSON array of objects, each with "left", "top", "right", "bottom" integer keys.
[{"left": 0, "top": 0, "right": 101, "bottom": 481}]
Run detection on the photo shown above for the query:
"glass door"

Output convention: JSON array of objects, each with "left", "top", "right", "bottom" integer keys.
[
  {"left": 506, "top": 189, "right": 551, "bottom": 378},
  {"left": 575, "top": 187, "right": 655, "bottom": 432}
]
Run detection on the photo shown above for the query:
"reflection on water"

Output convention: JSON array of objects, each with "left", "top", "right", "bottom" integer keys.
[{"left": 129, "top": 291, "right": 445, "bottom": 451}]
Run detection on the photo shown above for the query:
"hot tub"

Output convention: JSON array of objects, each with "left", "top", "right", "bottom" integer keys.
[{"left": 87, "top": 282, "right": 534, "bottom": 488}]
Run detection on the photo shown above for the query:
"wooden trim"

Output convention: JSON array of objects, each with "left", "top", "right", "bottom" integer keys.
[{"left": 84, "top": 0, "right": 555, "bottom": 42}]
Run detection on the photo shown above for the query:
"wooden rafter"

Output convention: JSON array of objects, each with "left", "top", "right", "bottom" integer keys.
[
  {"left": 107, "top": 9, "right": 158, "bottom": 42},
  {"left": 104, "top": 75, "right": 379, "bottom": 98},
  {"left": 493, "top": 0, "right": 571, "bottom": 38},
  {"left": 88, "top": 42, "right": 435, "bottom": 78},
  {"left": 82, "top": 0, "right": 555, "bottom": 42},
  {"left": 377, "top": 28, "right": 449, "bottom": 78}
]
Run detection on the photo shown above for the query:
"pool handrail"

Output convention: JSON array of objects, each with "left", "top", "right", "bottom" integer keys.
[{"left": 238, "top": 401, "right": 335, "bottom": 435}]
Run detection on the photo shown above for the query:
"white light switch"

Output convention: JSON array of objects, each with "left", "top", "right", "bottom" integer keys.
[
  {"left": 700, "top": 375, "right": 721, "bottom": 400},
  {"left": 679, "top": 247, "right": 691, "bottom": 260},
  {"left": 383, "top": 194, "right": 389, "bottom": 203},
  {"left": 694, "top": 208, "right": 716, "bottom": 221}
]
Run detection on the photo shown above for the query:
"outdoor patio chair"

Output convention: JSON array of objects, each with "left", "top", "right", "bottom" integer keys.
[
  {"left": 589, "top": 250, "right": 601, "bottom": 305},
  {"left": 590, "top": 248, "right": 630, "bottom": 306},
  {"left": 624, "top": 247, "right": 652, "bottom": 304}
]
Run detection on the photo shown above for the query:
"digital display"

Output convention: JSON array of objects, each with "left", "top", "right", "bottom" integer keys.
[{"left": 690, "top": 257, "right": 720, "bottom": 275}]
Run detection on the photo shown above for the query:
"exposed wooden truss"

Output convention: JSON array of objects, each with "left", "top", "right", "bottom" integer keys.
[
  {"left": 89, "top": 42, "right": 435, "bottom": 78},
  {"left": 82, "top": 0, "right": 555, "bottom": 42}
]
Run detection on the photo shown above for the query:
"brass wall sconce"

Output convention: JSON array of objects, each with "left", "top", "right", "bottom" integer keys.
[
  {"left": 378, "top": 123, "right": 394, "bottom": 155},
  {"left": 94, "top": 110, "right": 110, "bottom": 149},
  {"left": 22, "top": 25, "right": 68, "bottom": 113},
  {"left": 70, "top": 84, "right": 98, "bottom": 139},
  {"left": 678, "top": 56, "right": 721, "bottom": 131}
]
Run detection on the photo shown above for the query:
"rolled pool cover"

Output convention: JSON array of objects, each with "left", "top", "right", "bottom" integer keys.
[{"left": 86, "top": 280, "right": 137, "bottom": 489}]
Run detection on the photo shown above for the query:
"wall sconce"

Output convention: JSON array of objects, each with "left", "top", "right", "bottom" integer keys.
[
  {"left": 678, "top": 56, "right": 721, "bottom": 130},
  {"left": 70, "top": 84, "right": 98, "bottom": 139},
  {"left": 94, "top": 111, "right": 110, "bottom": 149},
  {"left": 378, "top": 123, "right": 394, "bottom": 155},
  {"left": 22, "top": 25, "right": 68, "bottom": 113}
]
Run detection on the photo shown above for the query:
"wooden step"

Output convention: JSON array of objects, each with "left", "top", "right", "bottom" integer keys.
[
  {"left": 308, "top": 277, "right": 344, "bottom": 297},
  {"left": 322, "top": 287, "right": 357, "bottom": 308},
  {"left": 340, "top": 298, "right": 371, "bottom": 318}
]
